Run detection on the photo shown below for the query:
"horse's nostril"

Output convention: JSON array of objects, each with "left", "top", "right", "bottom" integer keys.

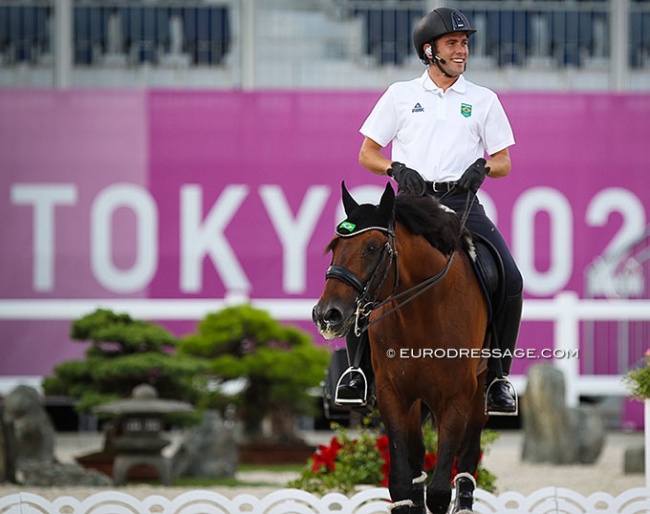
[
  {"left": 324, "top": 308, "right": 343, "bottom": 325},
  {"left": 313, "top": 303, "right": 345, "bottom": 331}
]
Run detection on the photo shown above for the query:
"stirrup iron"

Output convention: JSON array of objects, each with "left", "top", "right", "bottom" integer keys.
[
  {"left": 484, "top": 377, "right": 518, "bottom": 416},
  {"left": 334, "top": 366, "right": 368, "bottom": 406}
]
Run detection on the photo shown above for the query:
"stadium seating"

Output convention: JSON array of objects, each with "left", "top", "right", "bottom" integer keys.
[
  {"left": 0, "top": 4, "right": 50, "bottom": 65},
  {"left": 352, "top": 6, "right": 424, "bottom": 66},
  {"left": 349, "top": 1, "right": 614, "bottom": 68},
  {"left": 0, "top": 0, "right": 647, "bottom": 72},
  {"left": 631, "top": 10, "right": 650, "bottom": 68},
  {"left": 1, "top": 3, "right": 230, "bottom": 67}
]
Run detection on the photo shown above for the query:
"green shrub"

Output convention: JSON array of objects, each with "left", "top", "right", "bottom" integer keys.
[
  {"left": 624, "top": 350, "right": 650, "bottom": 400},
  {"left": 289, "top": 420, "right": 498, "bottom": 495},
  {"left": 179, "top": 304, "right": 330, "bottom": 442},
  {"left": 42, "top": 309, "right": 209, "bottom": 414}
]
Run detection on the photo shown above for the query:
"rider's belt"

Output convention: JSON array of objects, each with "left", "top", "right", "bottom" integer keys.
[{"left": 425, "top": 181, "right": 457, "bottom": 193}]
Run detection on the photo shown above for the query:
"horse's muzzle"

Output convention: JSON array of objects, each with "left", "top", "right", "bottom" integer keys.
[{"left": 312, "top": 301, "right": 353, "bottom": 340}]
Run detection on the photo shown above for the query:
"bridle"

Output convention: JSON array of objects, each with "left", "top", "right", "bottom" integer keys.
[
  {"left": 325, "top": 191, "right": 473, "bottom": 336},
  {"left": 325, "top": 222, "right": 399, "bottom": 336}
]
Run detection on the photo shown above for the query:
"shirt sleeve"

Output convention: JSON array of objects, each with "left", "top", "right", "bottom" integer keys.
[
  {"left": 483, "top": 93, "right": 515, "bottom": 156},
  {"left": 359, "top": 86, "right": 399, "bottom": 148}
]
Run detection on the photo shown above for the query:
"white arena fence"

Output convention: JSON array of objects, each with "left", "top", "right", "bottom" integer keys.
[
  {"left": 2, "top": 292, "right": 650, "bottom": 505},
  {"left": 2, "top": 291, "right": 647, "bottom": 407},
  {"left": 2, "top": 487, "right": 650, "bottom": 514}
]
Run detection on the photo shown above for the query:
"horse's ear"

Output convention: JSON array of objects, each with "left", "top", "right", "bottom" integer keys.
[
  {"left": 378, "top": 182, "right": 395, "bottom": 219},
  {"left": 341, "top": 181, "right": 359, "bottom": 216}
]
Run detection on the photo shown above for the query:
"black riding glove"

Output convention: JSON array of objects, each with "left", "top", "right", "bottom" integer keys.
[
  {"left": 387, "top": 162, "right": 426, "bottom": 196},
  {"left": 457, "top": 158, "right": 490, "bottom": 194}
]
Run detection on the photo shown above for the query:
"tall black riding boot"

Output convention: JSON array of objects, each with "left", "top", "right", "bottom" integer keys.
[
  {"left": 486, "top": 290, "right": 523, "bottom": 415},
  {"left": 335, "top": 331, "right": 375, "bottom": 408}
]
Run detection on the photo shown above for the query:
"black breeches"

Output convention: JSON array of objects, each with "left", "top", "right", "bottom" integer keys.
[{"left": 434, "top": 191, "right": 523, "bottom": 297}]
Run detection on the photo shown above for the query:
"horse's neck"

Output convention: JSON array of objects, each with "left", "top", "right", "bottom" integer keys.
[{"left": 395, "top": 234, "right": 455, "bottom": 287}]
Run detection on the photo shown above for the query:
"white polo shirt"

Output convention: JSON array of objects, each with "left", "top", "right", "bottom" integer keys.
[{"left": 360, "top": 71, "right": 515, "bottom": 182}]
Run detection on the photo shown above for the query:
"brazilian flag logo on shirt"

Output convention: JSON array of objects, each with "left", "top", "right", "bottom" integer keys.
[{"left": 461, "top": 103, "right": 472, "bottom": 118}]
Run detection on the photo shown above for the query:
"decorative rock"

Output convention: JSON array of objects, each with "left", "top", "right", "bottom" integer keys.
[
  {"left": 522, "top": 364, "right": 605, "bottom": 465},
  {"left": 3, "top": 385, "right": 111, "bottom": 486},
  {"left": 19, "top": 461, "right": 112, "bottom": 487},
  {"left": 572, "top": 405, "right": 605, "bottom": 464},
  {"left": 4, "top": 385, "right": 56, "bottom": 467},
  {"left": 623, "top": 446, "right": 645, "bottom": 474},
  {"left": 522, "top": 365, "right": 577, "bottom": 464},
  {"left": 173, "top": 410, "right": 238, "bottom": 478},
  {"left": 0, "top": 405, "right": 16, "bottom": 483}
]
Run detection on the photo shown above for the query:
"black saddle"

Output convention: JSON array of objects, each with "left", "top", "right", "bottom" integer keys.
[{"left": 470, "top": 234, "right": 506, "bottom": 326}]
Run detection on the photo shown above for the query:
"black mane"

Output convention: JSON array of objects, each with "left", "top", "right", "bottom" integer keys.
[{"left": 394, "top": 194, "right": 471, "bottom": 255}]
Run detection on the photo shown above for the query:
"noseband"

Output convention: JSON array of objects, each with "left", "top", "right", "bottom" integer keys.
[{"left": 325, "top": 225, "right": 399, "bottom": 336}]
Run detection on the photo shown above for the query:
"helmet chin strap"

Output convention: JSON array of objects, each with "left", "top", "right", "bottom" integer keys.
[{"left": 431, "top": 54, "right": 464, "bottom": 78}]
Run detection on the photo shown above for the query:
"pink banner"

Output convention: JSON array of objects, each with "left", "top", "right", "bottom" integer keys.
[{"left": 1, "top": 90, "right": 649, "bottom": 378}]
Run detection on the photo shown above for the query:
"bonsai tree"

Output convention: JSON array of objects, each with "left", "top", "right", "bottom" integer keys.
[
  {"left": 42, "top": 308, "right": 210, "bottom": 414},
  {"left": 178, "top": 304, "right": 330, "bottom": 443}
]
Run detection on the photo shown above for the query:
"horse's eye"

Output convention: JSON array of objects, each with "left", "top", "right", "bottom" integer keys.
[{"left": 366, "top": 242, "right": 380, "bottom": 255}]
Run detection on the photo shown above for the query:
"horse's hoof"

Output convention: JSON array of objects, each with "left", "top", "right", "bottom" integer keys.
[{"left": 425, "top": 490, "right": 451, "bottom": 514}]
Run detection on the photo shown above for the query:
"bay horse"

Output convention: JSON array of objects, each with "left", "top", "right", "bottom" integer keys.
[{"left": 312, "top": 182, "right": 489, "bottom": 514}]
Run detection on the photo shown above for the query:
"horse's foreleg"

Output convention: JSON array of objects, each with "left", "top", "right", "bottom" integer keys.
[
  {"left": 452, "top": 374, "right": 489, "bottom": 513},
  {"left": 380, "top": 395, "right": 426, "bottom": 514},
  {"left": 405, "top": 401, "right": 426, "bottom": 512},
  {"left": 451, "top": 472, "right": 476, "bottom": 514},
  {"left": 425, "top": 404, "right": 468, "bottom": 514},
  {"left": 452, "top": 424, "right": 483, "bottom": 514}
]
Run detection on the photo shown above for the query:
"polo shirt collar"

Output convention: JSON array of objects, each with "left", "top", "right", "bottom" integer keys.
[{"left": 421, "top": 70, "right": 467, "bottom": 95}]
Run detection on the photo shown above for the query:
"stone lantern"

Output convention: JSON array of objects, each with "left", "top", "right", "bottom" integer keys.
[{"left": 94, "top": 384, "right": 194, "bottom": 485}]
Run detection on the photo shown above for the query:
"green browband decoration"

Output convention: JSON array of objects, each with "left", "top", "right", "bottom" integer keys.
[{"left": 338, "top": 221, "right": 356, "bottom": 233}]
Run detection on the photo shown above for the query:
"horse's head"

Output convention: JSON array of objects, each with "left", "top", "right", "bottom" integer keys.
[{"left": 312, "top": 182, "right": 397, "bottom": 339}]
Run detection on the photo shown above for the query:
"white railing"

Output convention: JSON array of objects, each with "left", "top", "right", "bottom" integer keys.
[
  {"left": 2, "top": 487, "right": 650, "bottom": 514},
  {"left": 1, "top": 291, "right": 648, "bottom": 405},
  {"left": 1, "top": 294, "right": 650, "bottom": 495},
  {"left": 522, "top": 291, "right": 650, "bottom": 407}
]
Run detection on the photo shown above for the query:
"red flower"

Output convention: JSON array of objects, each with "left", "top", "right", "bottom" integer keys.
[
  {"left": 377, "top": 436, "right": 441, "bottom": 487},
  {"left": 376, "top": 435, "right": 390, "bottom": 455},
  {"left": 424, "top": 452, "right": 436, "bottom": 471},
  {"left": 311, "top": 437, "right": 342, "bottom": 472},
  {"left": 375, "top": 435, "right": 391, "bottom": 486}
]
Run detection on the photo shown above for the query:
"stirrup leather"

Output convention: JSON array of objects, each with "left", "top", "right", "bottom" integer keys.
[
  {"left": 484, "top": 377, "right": 518, "bottom": 417},
  {"left": 334, "top": 366, "right": 368, "bottom": 406}
]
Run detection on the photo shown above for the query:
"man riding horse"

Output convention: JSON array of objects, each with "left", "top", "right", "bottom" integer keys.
[{"left": 336, "top": 7, "right": 523, "bottom": 415}]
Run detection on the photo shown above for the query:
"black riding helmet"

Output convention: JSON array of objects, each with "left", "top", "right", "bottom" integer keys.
[{"left": 413, "top": 8, "right": 477, "bottom": 64}]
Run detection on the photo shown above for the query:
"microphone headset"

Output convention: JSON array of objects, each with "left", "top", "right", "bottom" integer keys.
[{"left": 425, "top": 46, "right": 446, "bottom": 64}]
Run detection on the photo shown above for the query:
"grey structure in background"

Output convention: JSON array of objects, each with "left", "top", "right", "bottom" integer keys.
[
  {"left": 1, "top": 385, "right": 111, "bottom": 486},
  {"left": 0, "top": 0, "right": 649, "bottom": 90}
]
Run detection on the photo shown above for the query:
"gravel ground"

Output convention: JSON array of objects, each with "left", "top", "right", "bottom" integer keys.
[
  {"left": 479, "top": 430, "right": 646, "bottom": 495},
  {"left": 0, "top": 430, "right": 645, "bottom": 500}
]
